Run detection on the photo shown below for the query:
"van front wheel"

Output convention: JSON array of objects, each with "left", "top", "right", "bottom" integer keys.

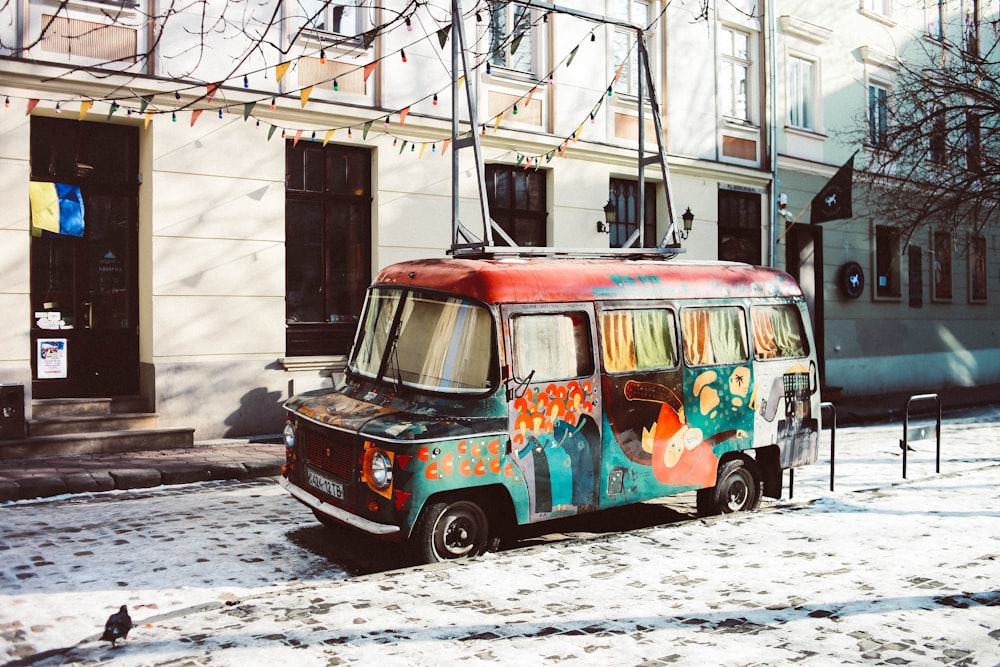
[
  {"left": 413, "top": 500, "right": 490, "bottom": 563},
  {"left": 697, "top": 458, "right": 762, "bottom": 516}
]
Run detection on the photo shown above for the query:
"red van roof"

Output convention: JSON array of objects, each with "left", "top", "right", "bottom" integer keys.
[{"left": 374, "top": 257, "right": 803, "bottom": 304}]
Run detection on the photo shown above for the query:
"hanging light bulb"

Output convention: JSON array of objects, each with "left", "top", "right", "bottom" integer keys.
[
  {"left": 256, "top": 119, "right": 260, "bottom": 127},
  {"left": 591, "top": 32, "right": 596, "bottom": 42},
  {"left": 549, "top": 74, "right": 554, "bottom": 85},
  {"left": 486, "top": 62, "right": 492, "bottom": 75},
  {"left": 393, "top": 137, "right": 397, "bottom": 147},
  {"left": 270, "top": 97, "right": 276, "bottom": 110},
  {"left": 4, "top": 97, "right": 9, "bottom": 108},
  {"left": 175, "top": 91, "right": 182, "bottom": 102},
  {"left": 311, "top": 131, "right": 316, "bottom": 141},
  {"left": 481, "top": 125, "right": 486, "bottom": 135},
  {"left": 333, "top": 79, "right": 339, "bottom": 91},
  {"left": 432, "top": 93, "right": 438, "bottom": 106},
  {"left": 512, "top": 104, "right": 518, "bottom": 115},
  {"left": 400, "top": 49, "right": 407, "bottom": 63},
  {"left": 320, "top": 49, "right": 326, "bottom": 64},
  {"left": 172, "top": 111, "right": 177, "bottom": 122},
  {"left": 431, "top": 144, "right": 436, "bottom": 153},
  {"left": 384, "top": 116, "right": 390, "bottom": 128},
  {"left": 348, "top": 127, "right": 352, "bottom": 138},
  {"left": 218, "top": 108, "right": 223, "bottom": 118},
  {"left": 111, "top": 102, "right": 119, "bottom": 114},
  {"left": 55, "top": 102, "right": 62, "bottom": 114},
  {"left": 281, "top": 130, "right": 286, "bottom": 139},
  {"left": 607, "top": 87, "right": 613, "bottom": 97},
  {"left": 405, "top": 16, "right": 412, "bottom": 31},
  {"left": 590, "top": 112, "right": 595, "bottom": 124},
  {"left": 243, "top": 75, "right": 249, "bottom": 88}
]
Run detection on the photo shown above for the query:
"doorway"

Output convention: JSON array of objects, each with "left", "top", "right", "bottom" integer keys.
[
  {"left": 785, "top": 224, "right": 825, "bottom": 382},
  {"left": 29, "top": 117, "right": 140, "bottom": 399}
]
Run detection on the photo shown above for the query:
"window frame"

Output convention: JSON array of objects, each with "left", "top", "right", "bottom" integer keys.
[
  {"left": 285, "top": 141, "right": 372, "bottom": 357},
  {"left": 599, "top": 307, "right": 679, "bottom": 374},
  {"left": 485, "top": 164, "right": 548, "bottom": 247},
  {"left": 925, "top": 0, "right": 945, "bottom": 41},
  {"left": 296, "top": 0, "right": 363, "bottom": 41},
  {"left": 787, "top": 54, "right": 817, "bottom": 131},
  {"left": 965, "top": 111, "right": 982, "bottom": 173},
  {"left": 717, "top": 188, "right": 762, "bottom": 265},
  {"left": 610, "top": 0, "right": 652, "bottom": 98},
  {"left": 719, "top": 25, "right": 753, "bottom": 122},
  {"left": 875, "top": 224, "right": 902, "bottom": 299},
  {"left": 607, "top": 178, "right": 657, "bottom": 249},
  {"left": 862, "top": 0, "right": 892, "bottom": 18},
  {"left": 931, "top": 229, "right": 953, "bottom": 302},
  {"left": 867, "top": 81, "right": 890, "bottom": 148},
  {"left": 679, "top": 306, "right": 750, "bottom": 368},
  {"left": 968, "top": 234, "right": 988, "bottom": 303},
  {"left": 486, "top": 0, "right": 538, "bottom": 76}
]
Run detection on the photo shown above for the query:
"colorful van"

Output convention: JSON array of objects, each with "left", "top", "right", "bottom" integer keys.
[{"left": 280, "top": 255, "right": 821, "bottom": 562}]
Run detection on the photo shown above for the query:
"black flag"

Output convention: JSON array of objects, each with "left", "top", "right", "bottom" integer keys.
[{"left": 811, "top": 152, "right": 856, "bottom": 224}]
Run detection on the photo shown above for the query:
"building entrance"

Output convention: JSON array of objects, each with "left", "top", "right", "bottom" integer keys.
[{"left": 29, "top": 117, "right": 139, "bottom": 399}]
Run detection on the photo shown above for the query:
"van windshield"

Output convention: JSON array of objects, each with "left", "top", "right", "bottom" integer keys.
[{"left": 350, "top": 288, "right": 496, "bottom": 395}]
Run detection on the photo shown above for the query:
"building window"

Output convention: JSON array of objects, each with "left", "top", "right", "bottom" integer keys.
[
  {"left": 718, "top": 189, "right": 762, "bottom": 265},
  {"left": 926, "top": 0, "right": 945, "bottom": 40},
  {"left": 610, "top": 0, "right": 650, "bottom": 97},
  {"left": 485, "top": 165, "right": 547, "bottom": 246},
  {"left": 928, "top": 108, "right": 947, "bottom": 164},
  {"left": 488, "top": 0, "right": 535, "bottom": 74},
  {"left": 963, "top": 0, "right": 979, "bottom": 57},
  {"left": 868, "top": 82, "right": 889, "bottom": 147},
  {"left": 969, "top": 234, "right": 988, "bottom": 302},
  {"left": 932, "top": 230, "right": 953, "bottom": 301},
  {"left": 285, "top": 142, "right": 371, "bottom": 356},
  {"left": 720, "top": 26, "right": 752, "bottom": 121},
  {"left": 875, "top": 225, "right": 902, "bottom": 298},
  {"left": 864, "top": 0, "right": 891, "bottom": 17},
  {"left": 965, "top": 112, "right": 982, "bottom": 172},
  {"left": 296, "top": 0, "right": 361, "bottom": 38},
  {"left": 788, "top": 56, "right": 816, "bottom": 130},
  {"left": 607, "top": 178, "right": 657, "bottom": 249}
]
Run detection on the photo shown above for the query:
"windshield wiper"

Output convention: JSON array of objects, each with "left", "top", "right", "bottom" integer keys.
[{"left": 373, "top": 291, "right": 408, "bottom": 390}]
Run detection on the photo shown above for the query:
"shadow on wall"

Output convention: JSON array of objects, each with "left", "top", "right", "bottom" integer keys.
[{"left": 223, "top": 386, "right": 285, "bottom": 438}]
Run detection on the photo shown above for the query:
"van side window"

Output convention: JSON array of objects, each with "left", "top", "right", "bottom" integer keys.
[
  {"left": 681, "top": 306, "right": 748, "bottom": 366},
  {"left": 511, "top": 312, "right": 594, "bottom": 381},
  {"left": 600, "top": 309, "right": 677, "bottom": 372},
  {"left": 750, "top": 304, "right": 808, "bottom": 360}
]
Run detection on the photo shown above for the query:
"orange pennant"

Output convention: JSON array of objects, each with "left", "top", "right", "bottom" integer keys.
[
  {"left": 79, "top": 100, "right": 93, "bottom": 120},
  {"left": 190, "top": 109, "right": 203, "bottom": 126},
  {"left": 398, "top": 106, "right": 410, "bottom": 126},
  {"left": 26, "top": 99, "right": 39, "bottom": 115},
  {"left": 363, "top": 62, "right": 377, "bottom": 81}
]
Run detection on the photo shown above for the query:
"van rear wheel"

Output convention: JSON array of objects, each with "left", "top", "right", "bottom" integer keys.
[
  {"left": 413, "top": 500, "right": 491, "bottom": 563},
  {"left": 697, "top": 458, "right": 762, "bottom": 516}
]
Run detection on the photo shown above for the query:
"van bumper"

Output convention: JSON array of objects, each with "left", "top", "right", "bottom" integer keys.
[{"left": 279, "top": 476, "right": 402, "bottom": 537}]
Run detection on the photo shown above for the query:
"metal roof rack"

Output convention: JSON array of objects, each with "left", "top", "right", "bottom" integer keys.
[{"left": 446, "top": 0, "right": 685, "bottom": 258}]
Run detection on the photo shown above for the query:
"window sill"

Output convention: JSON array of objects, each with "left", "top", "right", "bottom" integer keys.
[
  {"left": 298, "top": 28, "right": 368, "bottom": 56},
  {"left": 859, "top": 8, "right": 896, "bottom": 28},
  {"left": 279, "top": 355, "right": 347, "bottom": 375},
  {"left": 785, "top": 125, "right": 826, "bottom": 140}
]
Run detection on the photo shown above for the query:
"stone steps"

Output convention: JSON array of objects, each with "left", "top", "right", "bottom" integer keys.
[{"left": 0, "top": 397, "right": 194, "bottom": 460}]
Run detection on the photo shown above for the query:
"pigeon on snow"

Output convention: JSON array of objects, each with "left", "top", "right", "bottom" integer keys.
[{"left": 101, "top": 605, "right": 133, "bottom": 647}]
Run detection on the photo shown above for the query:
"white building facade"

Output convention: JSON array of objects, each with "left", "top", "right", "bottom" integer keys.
[{"left": 0, "top": 0, "right": 996, "bottom": 438}]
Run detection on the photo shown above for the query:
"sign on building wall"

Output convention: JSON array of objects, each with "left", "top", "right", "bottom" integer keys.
[{"left": 36, "top": 339, "right": 68, "bottom": 379}]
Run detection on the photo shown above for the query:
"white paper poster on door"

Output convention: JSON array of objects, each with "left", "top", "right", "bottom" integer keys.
[{"left": 37, "top": 338, "right": 68, "bottom": 379}]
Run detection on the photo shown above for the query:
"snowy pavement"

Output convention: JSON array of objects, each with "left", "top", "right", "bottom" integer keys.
[{"left": 1, "top": 407, "right": 998, "bottom": 665}]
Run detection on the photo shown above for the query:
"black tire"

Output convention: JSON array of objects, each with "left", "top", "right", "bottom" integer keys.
[
  {"left": 412, "top": 499, "right": 491, "bottom": 563},
  {"left": 697, "top": 458, "right": 762, "bottom": 517}
]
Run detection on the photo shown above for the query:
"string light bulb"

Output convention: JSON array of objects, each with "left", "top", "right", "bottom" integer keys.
[
  {"left": 348, "top": 127, "right": 352, "bottom": 138},
  {"left": 55, "top": 102, "right": 61, "bottom": 114},
  {"left": 333, "top": 79, "right": 339, "bottom": 91},
  {"left": 481, "top": 125, "right": 486, "bottom": 135},
  {"left": 400, "top": 49, "right": 407, "bottom": 63},
  {"left": 384, "top": 116, "right": 390, "bottom": 128},
  {"left": 512, "top": 104, "right": 518, "bottom": 115},
  {"left": 311, "top": 131, "right": 316, "bottom": 141},
  {"left": 218, "top": 108, "right": 223, "bottom": 118},
  {"left": 4, "top": 97, "right": 9, "bottom": 108},
  {"left": 172, "top": 111, "right": 176, "bottom": 122},
  {"left": 243, "top": 75, "right": 249, "bottom": 88},
  {"left": 270, "top": 97, "right": 276, "bottom": 110},
  {"left": 175, "top": 91, "right": 182, "bottom": 102},
  {"left": 486, "top": 62, "right": 492, "bottom": 75},
  {"left": 320, "top": 49, "right": 326, "bottom": 64},
  {"left": 432, "top": 93, "right": 438, "bottom": 106},
  {"left": 405, "top": 16, "right": 412, "bottom": 31}
]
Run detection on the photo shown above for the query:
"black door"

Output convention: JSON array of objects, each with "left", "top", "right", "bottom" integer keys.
[{"left": 30, "top": 117, "right": 139, "bottom": 399}]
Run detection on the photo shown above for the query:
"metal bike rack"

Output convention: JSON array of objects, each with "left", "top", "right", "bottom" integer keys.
[
  {"left": 901, "top": 393, "right": 942, "bottom": 479},
  {"left": 788, "top": 401, "right": 836, "bottom": 499}
]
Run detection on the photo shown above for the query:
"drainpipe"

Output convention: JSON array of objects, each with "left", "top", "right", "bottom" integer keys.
[{"left": 767, "top": 0, "right": 779, "bottom": 268}]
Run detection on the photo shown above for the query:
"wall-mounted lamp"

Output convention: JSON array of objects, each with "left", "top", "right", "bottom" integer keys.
[
  {"left": 679, "top": 207, "right": 695, "bottom": 240},
  {"left": 597, "top": 199, "right": 615, "bottom": 233}
]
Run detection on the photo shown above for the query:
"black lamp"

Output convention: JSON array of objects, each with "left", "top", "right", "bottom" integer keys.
[
  {"left": 680, "top": 207, "right": 695, "bottom": 240},
  {"left": 598, "top": 199, "right": 615, "bottom": 233}
]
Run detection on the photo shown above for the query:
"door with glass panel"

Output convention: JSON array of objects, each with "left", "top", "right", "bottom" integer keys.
[{"left": 502, "top": 304, "right": 602, "bottom": 522}]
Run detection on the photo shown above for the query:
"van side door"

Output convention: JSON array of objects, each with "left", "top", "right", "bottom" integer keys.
[{"left": 502, "top": 303, "right": 602, "bottom": 522}]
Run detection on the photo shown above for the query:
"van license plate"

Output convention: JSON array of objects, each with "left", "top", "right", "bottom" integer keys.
[{"left": 307, "top": 468, "right": 344, "bottom": 500}]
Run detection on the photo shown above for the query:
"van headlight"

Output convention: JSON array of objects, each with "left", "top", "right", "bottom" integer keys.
[
  {"left": 369, "top": 450, "right": 393, "bottom": 490},
  {"left": 282, "top": 420, "right": 296, "bottom": 449}
]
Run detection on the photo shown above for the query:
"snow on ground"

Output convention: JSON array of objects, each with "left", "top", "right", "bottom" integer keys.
[{"left": 1, "top": 406, "right": 998, "bottom": 665}]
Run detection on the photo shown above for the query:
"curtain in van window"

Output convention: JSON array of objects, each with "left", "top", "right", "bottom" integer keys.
[
  {"left": 709, "top": 308, "right": 747, "bottom": 363},
  {"left": 682, "top": 309, "right": 713, "bottom": 365},
  {"left": 751, "top": 305, "right": 805, "bottom": 359},
  {"left": 600, "top": 311, "right": 635, "bottom": 372},
  {"left": 634, "top": 310, "right": 675, "bottom": 369},
  {"left": 513, "top": 313, "right": 589, "bottom": 381}
]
